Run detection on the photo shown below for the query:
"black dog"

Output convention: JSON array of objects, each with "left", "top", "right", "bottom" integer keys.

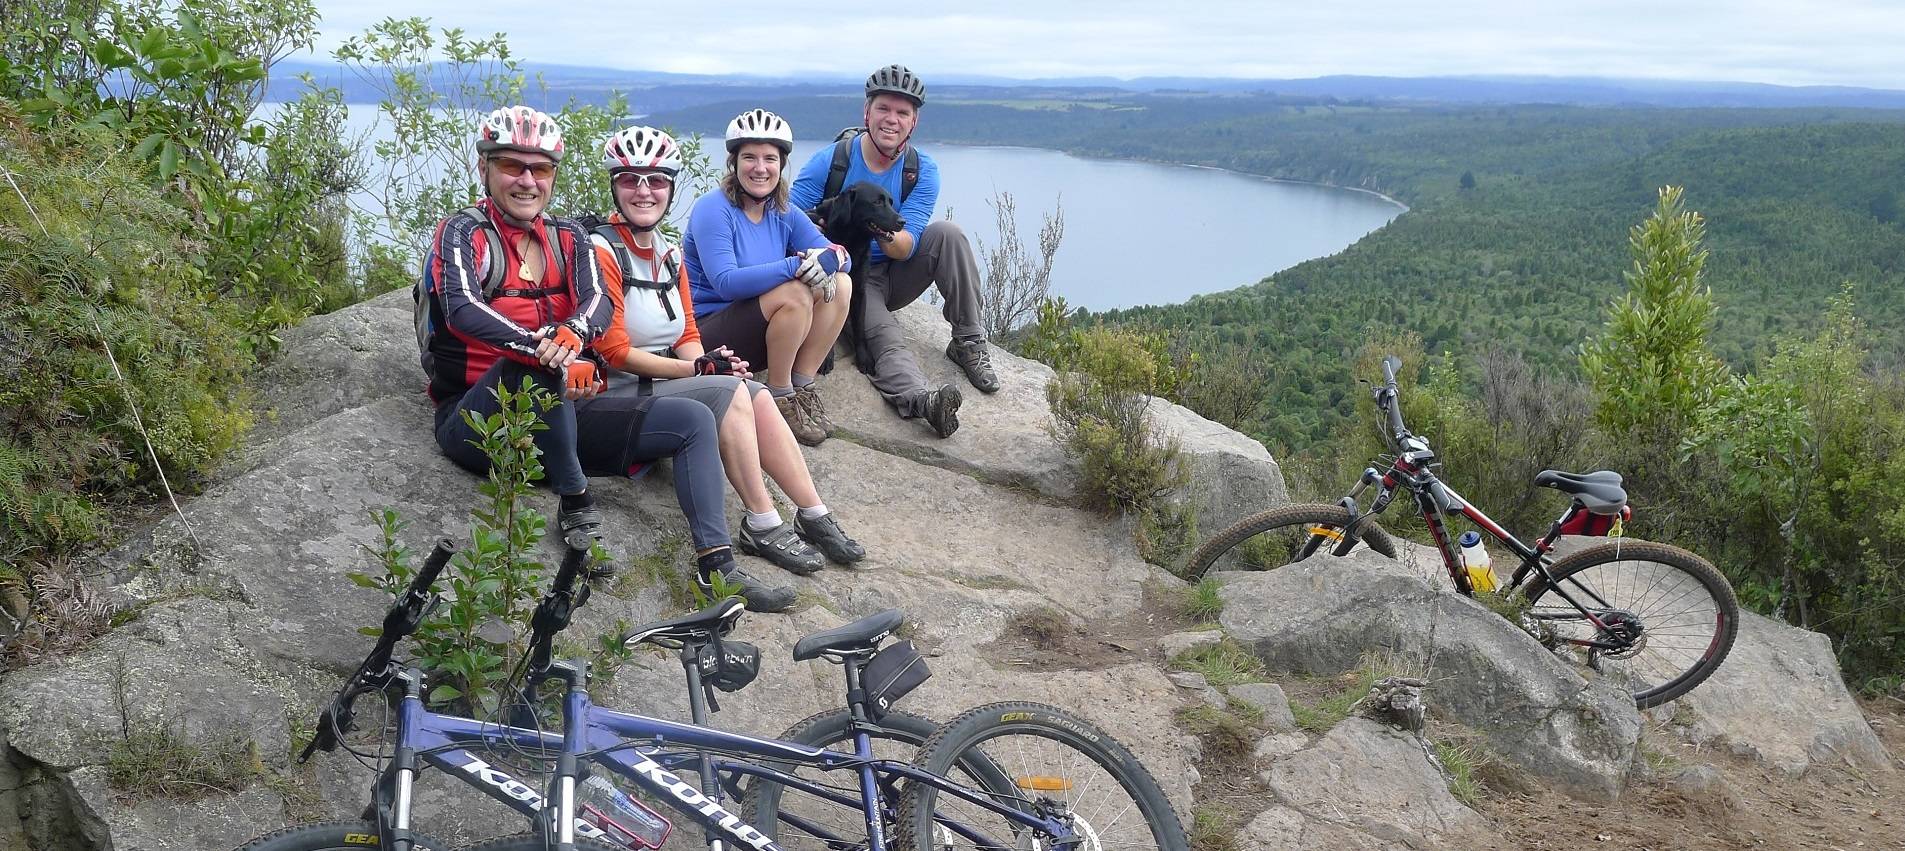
[{"left": 812, "top": 181, "right": 906, "bottom": 374}]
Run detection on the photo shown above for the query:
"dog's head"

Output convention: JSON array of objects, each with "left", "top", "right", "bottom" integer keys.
[{"left": 816, "top": 181, "right": 906, "bottom": 243}]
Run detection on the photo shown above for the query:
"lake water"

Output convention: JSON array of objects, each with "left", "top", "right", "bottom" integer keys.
[
  {"left": 311, "top": 105, "right": 1400, "bottom": 311},
  {"left": 789, "top": 140, "right": 1404, "bottom": 311}
]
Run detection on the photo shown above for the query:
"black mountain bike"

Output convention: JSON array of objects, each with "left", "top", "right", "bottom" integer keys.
[{"left": 1186, "top": 356, "right": 1739, "bottom": 709}]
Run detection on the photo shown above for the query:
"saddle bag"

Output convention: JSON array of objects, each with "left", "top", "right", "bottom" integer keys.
[
  {"left": 861, "top": 640, "right": 930, "bottom": 721},
  {"left": 696, "top": 635, "right": 762, "bottom": 693}
]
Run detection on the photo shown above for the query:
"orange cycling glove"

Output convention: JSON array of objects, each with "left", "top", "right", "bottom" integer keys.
[
  {"left": 546, "top": 324, "right": 584, "bottom": 353},
  {"left": 564, "top": 359, "right": 600, "bottom": 397}
]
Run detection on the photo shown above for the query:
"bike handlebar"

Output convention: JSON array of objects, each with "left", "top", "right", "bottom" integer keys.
[
  {"left": 525, "top": 544, "right": 593, "bottom": 677},
  {"left": 300, "top": 538, "right": 458, "bottom": 762},
  {"left": 1375, "top": 355, "right": 1408, "bottom": 450}
]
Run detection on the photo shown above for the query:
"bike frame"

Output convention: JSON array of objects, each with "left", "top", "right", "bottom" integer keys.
[
  {"left": 1326, "top": 357, "right": 1629, "bottom": 649},
  {"left": 371, "top": 660, "right": 1064, "bottom": 851}
]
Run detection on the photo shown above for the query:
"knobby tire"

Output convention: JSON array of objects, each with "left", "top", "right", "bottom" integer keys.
[
  {"left": 233, "top": 821, "right": 450, "bottom": 851},
  {"left": 893, "top": 701, "right": 1189, "bottom": 851},
  {"left": 1524, "top": 539, "right": 1739, "bottom": 708},
  {"left": 1185, "top": 503, "right": 1399, "bottom": 583}
]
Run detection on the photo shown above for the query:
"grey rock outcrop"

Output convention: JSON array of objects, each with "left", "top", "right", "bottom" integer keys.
[
  {"left": 1659, "top": 609, "right": 1893, "bottom": 776},
  {"left": 1, "top": 289, "right": 1260, "bottom": 848},
  {"left": 819, "top": 301, "right": 1284, "bottom": 533},
  {"left": 1218, "top": 549, "right": 1642, "bottom": 801},
  {"left": 1254, "top": 718, "right": 1484, "bottom": 849}
]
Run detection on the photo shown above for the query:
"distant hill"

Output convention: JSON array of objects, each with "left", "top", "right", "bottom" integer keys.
[{"left": 267, "top": 59, "right": 1905, "bottom": 110}]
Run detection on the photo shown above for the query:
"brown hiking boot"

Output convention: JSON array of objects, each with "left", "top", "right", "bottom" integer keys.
[
  {"left": 775, "top": 393, "right": 827, "bottom": 446},
  {"left": 794, "top": 384, "right": 834, "bottom": 434}
]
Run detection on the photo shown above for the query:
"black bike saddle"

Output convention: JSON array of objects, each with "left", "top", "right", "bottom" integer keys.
[
  {"left": 621, "top": 597, "right": 747, "bottom": 649},
  {"left": 1533, "top": 469, "right": 1628, "bottom": 514},
  {"left": 792, "top": 609, "right": 905, "bottom": 661}
]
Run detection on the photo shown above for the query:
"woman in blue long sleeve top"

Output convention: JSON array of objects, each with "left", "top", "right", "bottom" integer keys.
[{"left": 685, "top": 108, "right": 849, "bottom": 446}]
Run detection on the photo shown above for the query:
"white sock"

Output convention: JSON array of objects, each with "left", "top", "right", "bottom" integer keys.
[
  {"left": 792, "top": 372, "right": 816, "bottom": 388},
  {"left": 797, "top": 504, "right": 830, "bottom": 520},
  {"left": 745, "top": 510, "right": 783, "bottom": 531}
]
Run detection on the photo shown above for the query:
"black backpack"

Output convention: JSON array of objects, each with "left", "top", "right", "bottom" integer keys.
[
  {"left": 821, "top": 127, "right": 919, "bottom": 205},
  {"left": 415, "top": 206, "right": 569, "bottom": 370}
]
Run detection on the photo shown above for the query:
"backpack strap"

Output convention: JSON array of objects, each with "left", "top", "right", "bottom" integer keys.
[
  {"left": 899, "top": 147, "right": 919, "bottom": 205},
  {"left": 823, "top": 134, "right": 855, "bottom": 202}
]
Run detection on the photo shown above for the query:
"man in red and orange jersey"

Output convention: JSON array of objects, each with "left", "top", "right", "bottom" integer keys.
[{"left": 419, "top": 105, "right": 615, "bottom": 549}]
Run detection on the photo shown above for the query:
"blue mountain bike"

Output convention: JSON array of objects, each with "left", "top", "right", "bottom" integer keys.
[{"left": 235, "top": 541, "right": 1188, "bottom": 851}]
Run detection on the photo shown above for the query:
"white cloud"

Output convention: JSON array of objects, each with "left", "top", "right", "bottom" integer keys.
[{"left": 306, "top": 0, "right": 1905, "bottom": 88}]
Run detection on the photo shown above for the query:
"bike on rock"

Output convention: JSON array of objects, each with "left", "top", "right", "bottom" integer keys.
[
  {"left": 1186, "top": 355, "right": 1739, "bottom": 709},
  {"left": 235, "top": 539, "right": 1188, "bottom": 851}
]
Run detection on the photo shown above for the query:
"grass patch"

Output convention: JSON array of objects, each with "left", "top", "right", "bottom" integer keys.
[
  {"left": 1474, "top": 588, "right": 1532, "bottom": 623},
  {"left": 1171, "top": 639, "right": 1265, "bottom": 687},
  {"left": 1188, "top": 804, "right": 1241, "bottom": 851},
  {"left": 1176, "top": 705, "right": 1256, "bottom": 754},
  {"left": 1287, "top": 652, "right": 1417, "bottom": 733},
  {"left": 107, "top": 727, "right": 261, "bottom": 798},
  {"left": 1433, "top": 739, "right": 1489, "bottom": 807},
  {"left": 1181, "top": 577, "right": 1224, "bottom": 622},
  {"left": 623, "top": 535, "right": 695, "bottom": 609}
]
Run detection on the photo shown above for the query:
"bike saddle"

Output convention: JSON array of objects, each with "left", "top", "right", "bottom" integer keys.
[
  {"left": 621, "top": 597, "right": 747, "bottom": 649},
  {"left": 1533, "top": 469, "right": 1628, "bottom": 514},
  {"left": 792, "top": 609, "right": 905, "bottom": 661}
]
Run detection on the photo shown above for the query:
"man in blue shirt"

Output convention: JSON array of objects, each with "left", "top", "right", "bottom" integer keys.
[{"left": 791, "top": 64, "right": 999, "bottom": 439}]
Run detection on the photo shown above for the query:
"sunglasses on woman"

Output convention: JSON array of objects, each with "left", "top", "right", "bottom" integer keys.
[
  {"left": 612, "top": 171, "right": 675, "bottom": 192},
  {"left": 489, "top": 155, "right": 557, "bottom": 181}
]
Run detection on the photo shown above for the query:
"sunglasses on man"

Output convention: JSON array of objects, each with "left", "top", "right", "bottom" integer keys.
[{"left": 489, "top": 155, "right": 557, "bottom": 181}]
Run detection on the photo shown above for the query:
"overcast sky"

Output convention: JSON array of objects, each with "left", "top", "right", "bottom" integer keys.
[{"left": 306, "top": 1, "right": 1905, "bottom": 89}]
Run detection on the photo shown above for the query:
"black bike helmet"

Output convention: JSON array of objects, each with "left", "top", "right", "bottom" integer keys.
[{"left": 865, "top": 64, "right": 925, "bottom": 106}]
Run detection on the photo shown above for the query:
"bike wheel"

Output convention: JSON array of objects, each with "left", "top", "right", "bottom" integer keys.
[
  {"left": 452, "top": 835, "right": 619, "bottom": 850},
  {"left": 1184, "top": 503, "right": 1398, "bottom": 583},
  {"left": 234, "top": 821, "right": 450, "bottom": 851},
  {"left": 743, "top": 708, "right": 1009, "bottom": 851},
  {"left": 1523, "top": 539, "right": 1739, "bottom": 709},
  {"left": 894, "top": 702, "right": 1189, "bottom": 851}
]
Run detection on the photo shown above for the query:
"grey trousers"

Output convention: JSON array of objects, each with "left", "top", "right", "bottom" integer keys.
[{"left": 859, "top": 219, "right": 984, "bottom": 412}]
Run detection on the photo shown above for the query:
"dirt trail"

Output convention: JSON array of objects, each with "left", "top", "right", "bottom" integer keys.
[{"left": 1478, "top": 696, "right": 1905, "bottom": 850}]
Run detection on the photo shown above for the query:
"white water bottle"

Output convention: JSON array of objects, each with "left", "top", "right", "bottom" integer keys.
[
  {"left": 1458, "top": 531, "right": 1499, "bottom": 593},
  {"left": 576, "top": 774, "right": 671, "bottom": 850}
]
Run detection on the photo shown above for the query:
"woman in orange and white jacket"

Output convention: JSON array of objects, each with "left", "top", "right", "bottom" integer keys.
[{"left": 587, "top": 126, "right": 866, "bottom": 579}]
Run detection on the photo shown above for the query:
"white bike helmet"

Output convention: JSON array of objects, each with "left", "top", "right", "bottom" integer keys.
[
  {"left": 602, "top": 125, "right": 682, "bottom": 175},
  {"left": 476, "top": 105, "right": 565, "bottom": 161},
  {"left": 724, "top": 108, "right": 793, "bottom": 155},
  {"left": 865, "top": 64, "right": 925, "bottom": 106}
]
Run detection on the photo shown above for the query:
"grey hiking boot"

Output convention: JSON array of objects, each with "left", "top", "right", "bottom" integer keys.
[
  {"left": 698, "top": 560, "right": 797, "bottom": 613},
  {"left": 946, "top": 338, "right": 1000, "bottom": 394},
  {"left": 775, "top": 393, "right": 827, "bottom": 447},
  {"left": 738, "top": 521, "right": 825, "bottom": 576},
  {"left": 794, "top": 384, "right": 834, "bottom": 434},
  {"left": 794, "top": 511, "right": 865, "bottom": 564},
  {"left": 908, "top": 384, "right": 962, "bottom": 439}
]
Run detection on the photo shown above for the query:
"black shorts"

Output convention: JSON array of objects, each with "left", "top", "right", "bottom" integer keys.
[{"left": 693, "top": 297, "right": 770, "bottom": 380}]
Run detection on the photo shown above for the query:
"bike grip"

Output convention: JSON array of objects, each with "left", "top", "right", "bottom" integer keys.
[
  {"left": 412, "top": 538, "right": 458, "bottom": 592},
  {"left": 555, "top": 542, "right": 590, "bottom": 588},
  {"left": 1381, "top": 355, "right": 1402, "bottom": 389}
]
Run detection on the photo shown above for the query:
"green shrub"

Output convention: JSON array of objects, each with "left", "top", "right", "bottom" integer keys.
[
  {"left": 348, "top": 379, "right": 607, "bottom": 714},
  {"left": 1042, "top": 321, "right": 1187, "bottom": 512}
]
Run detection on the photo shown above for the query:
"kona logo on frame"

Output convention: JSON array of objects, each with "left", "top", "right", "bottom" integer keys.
[{"left": 626, "top": 751, "right": 778, "bottom": 851}]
